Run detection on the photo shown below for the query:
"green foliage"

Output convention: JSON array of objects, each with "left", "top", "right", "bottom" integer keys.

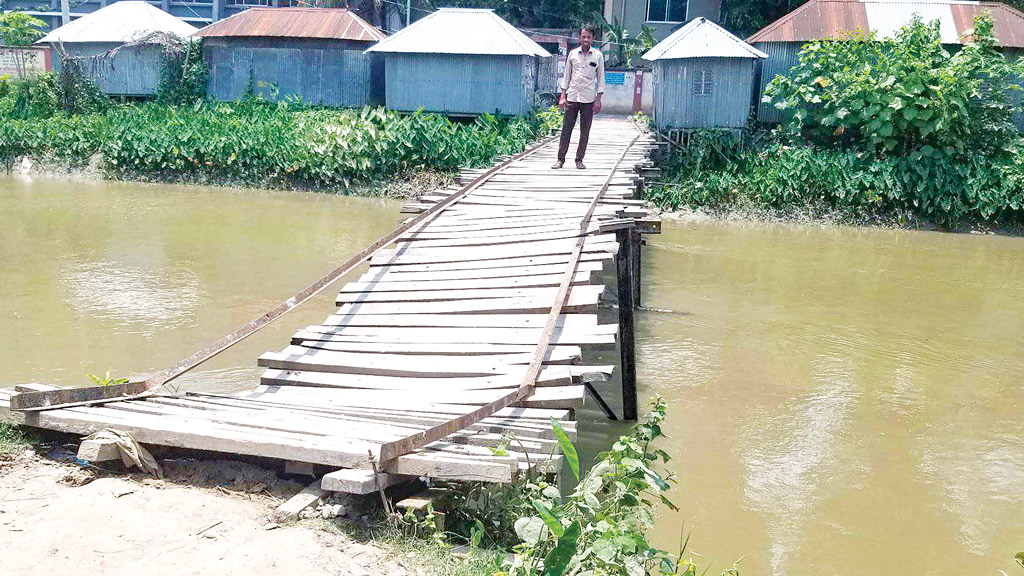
[
  {"left": 0, "top": 12, "right": 45, "bottom": 46},
  {"left": 764, "top": 15, "right": 1021, "bottom": 158},
  {"left": 0, "top": 100, "right": 541, "bottom": 187},
  {"left": 550, "top": 418, "right": 579, "bottom": 481},
  {"left": 429, "top": 399, "right": 739, "bottom": 576},
  {"left": 87, "top": 372, "right": 129, "bottom": 387},
  {"left": 599, "top": 15, "right": 655, "bottom": 68},
  {"left": 720, "top": 0, "right": 804, "bottom": 39},
  {"left": 158, "top": 38, "right": 209, "bottom": 105},
  {"left": 0, "top": 420, "right": 29, "bottom": 459},
  {"left": 537, "top": 106, "right": 563, "bottom": 134},
  {"left": 649, "top": 135, "right": 1024, "bottom": 224},
  {"left": 1, "top": 70, "right": 109, "bottom": 120}
]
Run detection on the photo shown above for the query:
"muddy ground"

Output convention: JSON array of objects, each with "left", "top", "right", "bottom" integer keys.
[{"left": 0, "top": 449, "right": 416, "bottom": 576}]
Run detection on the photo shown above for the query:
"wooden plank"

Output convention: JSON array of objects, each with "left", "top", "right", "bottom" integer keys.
[
  {"left": 366, "top": 252, "right": 612, "bottom": 273},
  {"left": 335, "top": 285, "right": 604, "bottom": 305},
  {"left": 293, "top": 327, "right": 616, "bottom": 347},
  {"left": 275, "top": 480, "right": 329, "bottom": 522},
  {"left": 332, "top": 292, "right": 600, "bottom": 315},
  {"left": 295, "top": 341, "right": 583, "bottom": 360},
  {"left": 340, "top": 271, "right": 593, "bottom": 293},
  {"left": 356, "top": 261, "right": 605, "bottom": 282},
  {"left": 258, "top": 348, "right": 559, "bottom": 378},
  {"left": 313, "top": 313, "right": 600, "bottom": 329}
]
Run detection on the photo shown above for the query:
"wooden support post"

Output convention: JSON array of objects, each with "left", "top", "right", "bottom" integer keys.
[
  {"left": 615, "top": 229, "right": 638, "bottom": 421},
  {"left": 631, "top": 229, "right": 642, "bottom": 308}
]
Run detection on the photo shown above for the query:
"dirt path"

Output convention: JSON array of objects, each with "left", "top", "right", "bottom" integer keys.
[{"left": 0, "top": 452, "right": 413, "bottom": 576}]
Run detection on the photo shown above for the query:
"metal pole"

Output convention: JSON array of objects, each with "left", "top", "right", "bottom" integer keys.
[
  {"left": 406, "top": 0, "right": 411, "bottom": 27},
  {"left": 61, "top": 0, "right": 70, "bottom": 25}
]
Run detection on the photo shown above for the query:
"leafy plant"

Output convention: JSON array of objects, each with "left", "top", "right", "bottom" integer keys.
[
  {"left": 764, "top": 14, "right": 1022, "bottom": 159},
  {"left": 0, "top": 12, "right": 46, "bottom": 79},
  {"left": 430, "top": 399, "right": 739, "bottom": 576},
  {"left": 87, "top": 372, "right": 129, "bottom": 387},
  {"left": 158, "top": 37, "right": 209, "bottom": 105},
  {"left": 0, "top": 419, "right": 29, "bottom": 459}
]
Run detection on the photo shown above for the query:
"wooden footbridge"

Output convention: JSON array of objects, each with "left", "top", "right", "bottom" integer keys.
[{"left": 0, "top": 118, "right": 660, "bottom": 489}]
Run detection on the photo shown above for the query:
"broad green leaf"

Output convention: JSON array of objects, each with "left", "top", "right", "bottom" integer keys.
[
  {"left": 532, "top": 500, "right": 564, "bottom": 537},
  {"left": 543, "top": 520, "right": 581, "bottom": 576},
  {"left": 551, "top": 418, "right": 579, "bottom": 481},
  {"left": 514, "top": 516, "right": 548, "bottom": 545}
]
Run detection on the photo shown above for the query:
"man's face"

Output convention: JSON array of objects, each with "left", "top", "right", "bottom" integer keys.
[{"left": 579, "top": 29, "right": 593, "bottom": 51}]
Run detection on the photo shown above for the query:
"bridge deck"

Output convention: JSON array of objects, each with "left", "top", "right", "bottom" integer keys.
[{"left": 0, "top": 119, "right": 658, "bottom": 484}]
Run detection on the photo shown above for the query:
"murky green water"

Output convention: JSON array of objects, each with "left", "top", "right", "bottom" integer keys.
[
  {"left": 633, "top": 219, "right": 1024, "bottom": 576},
  {"left": 3, "top": 177, "right": 1022, "bottom": 574},
  {"left": 0, "top": 176, "right": 400, "bottom": 393}
]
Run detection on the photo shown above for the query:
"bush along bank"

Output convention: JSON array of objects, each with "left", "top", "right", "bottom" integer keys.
[
  {"left": 387, "top": 398, "right": 741, "bottom": 576},
  {"left": 649, "top": 14, "right": 1024, "bottom": 228},
  {"left": 0, "top": 78, "right": 544, "bottom": 191}
]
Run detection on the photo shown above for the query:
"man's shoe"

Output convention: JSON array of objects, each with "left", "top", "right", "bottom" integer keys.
[
  {"left": 551, "top": 161, "right": 564, "bottom": 169},
  {"left": 575, "top": 161, "right": 586, "bottom": 170}
]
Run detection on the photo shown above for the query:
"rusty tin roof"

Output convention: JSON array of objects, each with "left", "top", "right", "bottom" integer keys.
[
  {"left": 194, "top": 8, "right": 385, "bottom": 42},
  {"left": 747, "top": 0, "right": 1024, "bottom": 48}
]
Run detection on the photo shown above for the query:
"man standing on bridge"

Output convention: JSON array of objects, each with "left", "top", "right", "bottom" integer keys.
[{"left": 552, "top": 26, "right": 605, "bottom": 170}]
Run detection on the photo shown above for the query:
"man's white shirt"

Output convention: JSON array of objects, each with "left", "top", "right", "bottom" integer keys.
[{"left": 561, "top": 47, "right": 605, "bottom": 104}]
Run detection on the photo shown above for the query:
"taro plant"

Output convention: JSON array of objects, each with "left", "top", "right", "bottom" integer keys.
[{"left": 436, "top": 398, "right": 740, "bottom": 576}]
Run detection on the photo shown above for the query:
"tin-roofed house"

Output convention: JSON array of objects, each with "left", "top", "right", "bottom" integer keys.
[
  {"left": 642, "top": 17, "right": 766, "bottom": 130},
  {"left": 748, "top": 0, "right": 1024, "bottom": 123},
  {"left": 35, "top": 1, "right": 197, "bottom": 96},
  {"left": 196, "top": 8, "right": 386, "bottom": 107},
  {"left": 365, "top": 8, "right": 550, "bottom": 116}
]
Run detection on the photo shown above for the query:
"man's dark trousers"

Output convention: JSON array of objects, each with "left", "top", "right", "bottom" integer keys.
[{"left": 557, "top": 101, "right": 594, "bottom": 163}]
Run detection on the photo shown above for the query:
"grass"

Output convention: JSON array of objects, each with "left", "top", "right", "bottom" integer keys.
[
  {"left": 315, "top": 515, "right": 505, "bottom": 576},
  {"left": 0, "top": 419, "right": 31, "bottom": 459}
]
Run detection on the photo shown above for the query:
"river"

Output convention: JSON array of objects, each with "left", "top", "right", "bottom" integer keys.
[{"left": 2, "top": 176, "right": 1022, "bottom": 574}]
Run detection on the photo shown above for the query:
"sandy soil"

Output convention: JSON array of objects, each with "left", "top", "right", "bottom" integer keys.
[{"left": 0, "top": 451, "right": 413, "bottom": 576}]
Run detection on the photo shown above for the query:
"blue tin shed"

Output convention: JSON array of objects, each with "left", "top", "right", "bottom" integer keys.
[
  {"left": 365, "top": 8, "right": 551, "bottom": 116},
  {"left": 195, "top": 8, "right": 386, "bottom": 107},
  {"left": 642, "top": 17, "right": 766, "bottom": 130},
  {"left": 36, "top": 2, "right": 197, "bottom": 96}
]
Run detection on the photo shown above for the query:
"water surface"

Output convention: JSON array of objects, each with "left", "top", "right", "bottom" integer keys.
[
  {"left": 0, "top": 175, "right": 399, "bottom": 392},
  {"left": 3, "top": 176, "right": 1022, "bottom": 574},
  {"left": 633, "top": 218, "right": 1024, "bottom": 575}
]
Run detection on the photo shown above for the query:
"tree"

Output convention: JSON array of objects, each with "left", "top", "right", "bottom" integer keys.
[
  {"left": 0, "top": 12, "right": 46, "bottom": 79},
  {"left": 720, "top": 0, "right": 806, "bottom": 38}
]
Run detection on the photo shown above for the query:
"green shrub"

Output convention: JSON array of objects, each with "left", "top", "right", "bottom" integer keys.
[
  {"left": 158, "top": 38, "right": 209, "bottom": 105},
  {"left": 765, "top": 14, "right": 1021, "bottom": 159}
]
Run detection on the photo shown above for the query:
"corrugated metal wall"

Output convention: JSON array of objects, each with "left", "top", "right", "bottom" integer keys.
[
  {"left": 383, "top": 53, "right": 535, "bottom": 116},
  {"left": 652, "top": 57, "right": 756, "bottom": 129},
  {"left": 56, "top": 42, "right": 164, "bottom": 96},
  {"left": 753, "top": 41, "right": 802, "bottom": 124},
  {"left": 204, "top": 38, "right": 377, "bottom": 107}
]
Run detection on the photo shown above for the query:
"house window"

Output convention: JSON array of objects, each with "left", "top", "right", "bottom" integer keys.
[
  {"left": 647, "top": 0, "right": 687, "bottom": 23},
  {"left": 693, "top": 70, "right": 713, "bottom": 96}
]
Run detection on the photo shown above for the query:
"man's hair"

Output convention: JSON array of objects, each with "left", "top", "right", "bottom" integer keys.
[{"left": 580, "top": 25, "right": 596, "bottom": 37}]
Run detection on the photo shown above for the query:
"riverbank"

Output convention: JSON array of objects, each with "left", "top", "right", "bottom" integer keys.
[
  {"left": 0, "top": 444, "right": 413, "bottom": 576},
  {"left": 0, "top": 100, "right": 551, "bottom": 196},
  {"left": 646, "top": 132, "right": 1024, "bottom": 234}
]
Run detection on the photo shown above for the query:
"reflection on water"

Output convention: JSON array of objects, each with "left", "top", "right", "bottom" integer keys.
[
  {"left": 0, "top": 175, "right": 399, "bottom": 389},
  {"left": 62, "top": 259, "right": 200, "bottom": 335},
  {"left": 741, "top": 355, "right": 859, "bottom": 576},
  {"left": 632, "top": 218, "right": 1024, "bottom": 575}
]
